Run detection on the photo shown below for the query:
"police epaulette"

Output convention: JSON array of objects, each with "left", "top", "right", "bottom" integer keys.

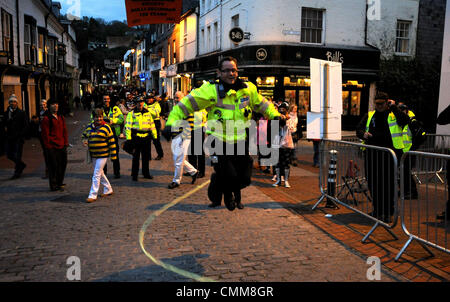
[{"left": 208, "top": 80, "right": 219, "bottom": 84}]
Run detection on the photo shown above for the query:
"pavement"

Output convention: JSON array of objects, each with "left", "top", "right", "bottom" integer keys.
[{"left": 0, "top": 109, "right": 448, "bottom": 282}]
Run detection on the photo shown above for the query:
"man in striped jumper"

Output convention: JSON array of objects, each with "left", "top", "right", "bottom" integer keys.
[{"left": 82, "top": 108, "right": 117, "bottom": 203}]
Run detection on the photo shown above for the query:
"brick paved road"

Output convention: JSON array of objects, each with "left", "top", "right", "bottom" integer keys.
[{"left": 0, "top": 110, "right": 406, "bottom": 282}]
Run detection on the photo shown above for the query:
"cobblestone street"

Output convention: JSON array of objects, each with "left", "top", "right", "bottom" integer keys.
[{"left": 0, "top": 110, "right": 411, "bottom": 282}]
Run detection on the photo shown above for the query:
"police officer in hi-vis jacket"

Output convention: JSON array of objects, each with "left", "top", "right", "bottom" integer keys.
[{"left": 163, "top": 56, "right": 281, "bottom": 211}]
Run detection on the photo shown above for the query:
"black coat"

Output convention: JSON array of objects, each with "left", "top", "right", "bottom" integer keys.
[{"left": 1, "top": 107, "right": 29, "bottom": 141}]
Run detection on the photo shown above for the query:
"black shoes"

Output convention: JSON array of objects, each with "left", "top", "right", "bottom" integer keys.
[
  {"left": 168, "top": 182, "right": 180, "bottom": 189},
  {"left": 191, "top": 172, "right": 198, "bottom": 184},
  {"left": 208, "top": 202, "right": 221, "bottom": 208},
  {"left": 143, "top": 174, "right": 153, "bottom": 179},
  {"left": 197, "top": 172, "right": 205, "bottom": 179},
  {"left": 154, "top": 156, "right": 163, "bottom": 160},
  {"left": 132, "top": 176, "right": 138, "bottom": 181},
  {"left": 234, "top": 191, "right": 244, "bottom": 209},
  {"left": 224, "top": 192, "right": 236, "bottom": 211},
  {"left": 114, "top": 174, "right": 121, "bottom": 179}
]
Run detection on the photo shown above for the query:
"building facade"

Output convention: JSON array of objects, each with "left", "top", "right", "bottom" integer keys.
[
  {"left": 0, "top": 0, "right": 80, "bottom": 117},
  {"left": 123, "top": 0, "right": 422, "bottom": 130}
]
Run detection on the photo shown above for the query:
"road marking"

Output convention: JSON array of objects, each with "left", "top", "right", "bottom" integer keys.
[{"left": 139, "top": 180, "right": 216, "bottom": 282}]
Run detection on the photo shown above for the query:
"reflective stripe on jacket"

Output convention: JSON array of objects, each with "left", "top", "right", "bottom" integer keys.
[
  {"left": 166, "top": 81, "right": 280, "bottom": 143},
  {"left": 125, "top": 108, "right": 157, "bottom": 140}
]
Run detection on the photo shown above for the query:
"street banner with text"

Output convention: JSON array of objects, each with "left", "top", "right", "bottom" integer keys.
[{"left": 125, "top": 0, "right": 182, "bottom": 27}]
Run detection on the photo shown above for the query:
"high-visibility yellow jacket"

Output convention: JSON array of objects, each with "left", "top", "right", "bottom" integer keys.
[
  {"left": 145, "top": 102, "right": 161, "bottom": 121},
  {"left": 125, "top": 108, "right": 157, "bottom": 140},
  {"left": 166, "top": 80, "right": 280, "bottom": 143},
  {"left": 402, "top": 110, "right": 415, "bottom": 152},
  {"left": 365, "top": 110, "right": 405, "bottom": 150},
  {"left": 90, "top": 105, "right": 124, "bottom": 137}
]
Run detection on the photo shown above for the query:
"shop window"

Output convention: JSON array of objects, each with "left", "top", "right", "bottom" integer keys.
[
  {"left": 350, "top": 92, "right": 361, "bottom": 116},
  {"left": 298, "top": 90, "right": 310, "bottom": 116},
  {"left": 342, "top": 91, "right": 361, "bottom": 116},
  {"left": 301, "top": 8, "right": 324, "bottom": 44},
  {"left": 342, "top": 91, "right": 350, "bottom": 115},
  {"left": 256, "top": 76, "right": 275, "bottom": 87},
  {"left": 396, "top": 20, "right": 411, "bottom": 55},
  {"left": 284, "top": 76, "right": 311, "bottom": 87},
  {"left": 285, "top": 90, "right": 296, "bottom": 105}
]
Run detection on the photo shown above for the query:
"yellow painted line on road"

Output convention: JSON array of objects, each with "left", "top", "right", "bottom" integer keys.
[{"left": 139, "top": 180, "right": 216, "bottom": 282}]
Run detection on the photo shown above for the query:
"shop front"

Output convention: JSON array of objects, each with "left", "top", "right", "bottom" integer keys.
[{"left": 177, "top": 44, "right": 380, "bottom": 130}]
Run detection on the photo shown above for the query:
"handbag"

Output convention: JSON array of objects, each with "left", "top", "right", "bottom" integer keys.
[
  {"left": 122, "top": 140, "right": 135, "bottom": 155},
  {"left": 280, "top": 127, "right": 294, "bottom": 149}
]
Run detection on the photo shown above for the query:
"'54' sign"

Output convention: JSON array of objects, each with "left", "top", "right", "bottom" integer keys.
[{"left": 229, "top": 27, "right": 244, "bottom": 44}]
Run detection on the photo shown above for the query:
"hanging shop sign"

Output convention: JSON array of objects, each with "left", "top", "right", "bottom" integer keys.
[
  {"left": 125, "top": 0, "right": 183, "bottom": 27},
  {"left": 229, "top": 27, "right": 244, "bottom": 44}
]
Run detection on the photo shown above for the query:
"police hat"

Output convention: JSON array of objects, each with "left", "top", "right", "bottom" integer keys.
[{"left": 134, "top": 96, "right": 145, "bottom": 104}]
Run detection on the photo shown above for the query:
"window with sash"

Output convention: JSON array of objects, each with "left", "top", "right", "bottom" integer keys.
[
  {"left": 47, "top": 39, "right": 55, "bottom": 70},
  {"left": 1, "top": 10, "right": 13, "bottom": 61},
  {"left": 395, "top": 20, "right": 412, "bottom": 54},
  {"left": 301, "top": 7, "right": 324, "bottom": 44}
]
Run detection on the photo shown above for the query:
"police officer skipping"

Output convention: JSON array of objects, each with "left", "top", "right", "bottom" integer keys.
[
  {"left": 163, "top": 56, "right": 282, "bottom": 211},
  {"left": 125, "top": 96, "right": 157, "bottom": 181}
]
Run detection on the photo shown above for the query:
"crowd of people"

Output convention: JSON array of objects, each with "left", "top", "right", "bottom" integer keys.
[{"left": 0, "top": 57, "right": 448, "bottom": 222}]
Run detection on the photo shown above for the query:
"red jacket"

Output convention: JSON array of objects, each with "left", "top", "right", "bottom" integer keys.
[{"left": 41, "top": 114, "right": 68, "bottom": 149}]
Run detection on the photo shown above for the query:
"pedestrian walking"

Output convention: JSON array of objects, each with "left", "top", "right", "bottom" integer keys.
[
  {"left": 163, "top": 56, "right": 281, "bottom": 211},
  {"left": 38, "top": 99, "right": 49, "bottom": 179},
  {"left": 83, "top": 108, "right": 117, "bottom": 203},
  {"left": 356, "top": 92, "right": 410, "bottom": 222},
  {"left": 167, "top": 91, "right": 199, "bottom": 189},
  {"left": 125, "top": 96, "right": 157, "bottom": 181},
  {"left": 1, "top": 94, "right": 29, "bottom": 179},
  {"left": 41, "top": 99, "right": 68, "bottom": 191},
  {"left": 273, "top": 102, "right": 294, "bottom": 188}
]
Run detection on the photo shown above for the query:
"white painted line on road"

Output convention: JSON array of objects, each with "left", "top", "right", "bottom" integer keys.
[{"left": 139, "top": 180, "right": 216, "bottom": 282}]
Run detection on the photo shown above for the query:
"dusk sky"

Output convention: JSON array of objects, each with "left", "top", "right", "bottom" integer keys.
[{"left": 60, "top": 0, "right": 128, "bottom": 22}]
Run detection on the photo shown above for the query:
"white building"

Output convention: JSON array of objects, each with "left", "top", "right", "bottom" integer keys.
[
  {"left": 177, "top": 0, "right": 420, "bottom": 129},
  {"left": 0, "top": 0, "right": 80, "bottom": 117}
]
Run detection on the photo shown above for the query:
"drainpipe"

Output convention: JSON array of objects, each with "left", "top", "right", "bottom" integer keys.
[
  {"left": 365, "top": 1, "right": 376, "bottom": 48},
  {"left": 196, "top": 7, "right": 200, "bottom": 57},
  {"left": 15, "top": 0, "right": 21, "bottom": 65}
]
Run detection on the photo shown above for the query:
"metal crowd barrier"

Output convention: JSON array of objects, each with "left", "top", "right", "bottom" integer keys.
[
  {"left": 412, "top": 134, "right": 450, "bottom": 184},
  {"left": 396, "top": 151, "right": 450, "bottom": 261},
  {"left": 312, "top": 139, "right": 400, "bottom": 243}
]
